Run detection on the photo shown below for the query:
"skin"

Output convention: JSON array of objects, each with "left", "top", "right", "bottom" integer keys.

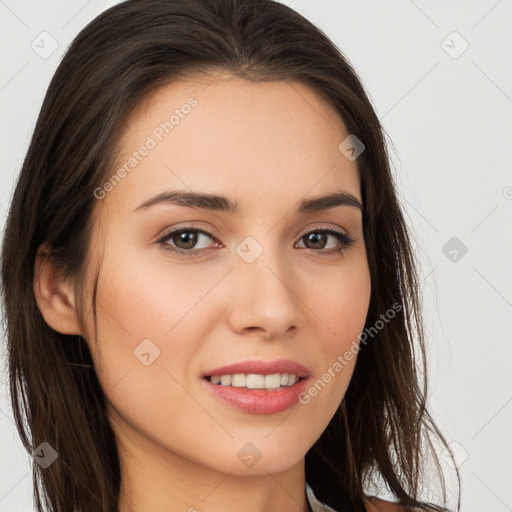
[{"left": 34, "top": 72, "right": 374, "bottom": 512}]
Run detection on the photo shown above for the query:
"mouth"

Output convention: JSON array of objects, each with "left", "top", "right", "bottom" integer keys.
[
  {"left": 204, "top": 372, "right": 307, "bottom": 391},
  {"left": 200, "top": 359, "right": 311, "bottom": 414},
  {"left": 201, "top": 373, "right": 310, "bottom": 415}
]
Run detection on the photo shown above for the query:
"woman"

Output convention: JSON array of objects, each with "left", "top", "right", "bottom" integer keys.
[{"left": 0, "top": 0, "right": 460, "bottom": 511}]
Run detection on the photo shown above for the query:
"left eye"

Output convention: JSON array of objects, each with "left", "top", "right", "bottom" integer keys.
[
  {"left": 156, "top": 227, "right": 354, "bottom": 256},
  {"left": 297, "top": 230, "right": 353, "bottom": 252}
]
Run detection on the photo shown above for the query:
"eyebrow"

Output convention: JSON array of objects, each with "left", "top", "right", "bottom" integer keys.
[{"left": 134, "top": 189, "right": 363, "bottom": 215}]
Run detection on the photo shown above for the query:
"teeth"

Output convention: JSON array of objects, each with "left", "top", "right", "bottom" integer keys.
[
  {"left": 231, "top": 374, "right": 246, "bottom": 387},
  {"left": 220, "top": 375, "right": 231, "bottom": 386},
  {"left": 208, "top": 373, "right": 300, "bottom": 390}
]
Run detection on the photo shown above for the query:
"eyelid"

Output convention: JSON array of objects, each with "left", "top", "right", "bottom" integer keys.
[
  {"left": 297, "top": 222, "right": 349, "bottom": 238},
  {"left": 155, "top": 222, "right": 220, "bottom": 243}
]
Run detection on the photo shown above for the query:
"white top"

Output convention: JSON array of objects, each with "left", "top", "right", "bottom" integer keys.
[
  {"left": 306, "top": 482, "right": 339, "bottom": 512},
  {"left": 307, "top": 483, "right": 401, "bottom": 511}
]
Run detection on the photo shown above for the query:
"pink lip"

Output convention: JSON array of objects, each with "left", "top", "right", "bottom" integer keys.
[
  {"left": 201, "top": 376, "right": 310, "bottom": 415},
  {"left": 202, "top": 359, "right": 311, "bottom": 378}
]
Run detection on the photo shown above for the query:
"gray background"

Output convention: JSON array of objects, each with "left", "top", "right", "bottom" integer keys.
[{"left": 1, "top": 1, "right": 511, "bottom": 510}]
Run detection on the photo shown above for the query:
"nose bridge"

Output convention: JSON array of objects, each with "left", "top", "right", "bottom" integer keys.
[{"left": 228, "top": 234, "right": 302, "bottom": 338}]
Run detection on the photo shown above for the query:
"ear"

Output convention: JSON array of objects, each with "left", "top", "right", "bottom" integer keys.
[{"left": 33, "top": 242, "right": 83, "bottom": 335}]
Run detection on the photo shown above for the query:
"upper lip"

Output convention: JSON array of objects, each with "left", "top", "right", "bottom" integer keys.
[{"left": 202, "top": 359, "right": 311, "bottom": 378}]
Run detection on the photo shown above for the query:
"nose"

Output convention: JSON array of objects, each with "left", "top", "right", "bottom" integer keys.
[{"left": 226, "top": 246, "right": 302, "bottom": 340}]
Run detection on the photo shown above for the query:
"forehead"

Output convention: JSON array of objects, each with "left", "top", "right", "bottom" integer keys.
[{"left": 104, "top": 72, "right": 361, "bottom": 217}]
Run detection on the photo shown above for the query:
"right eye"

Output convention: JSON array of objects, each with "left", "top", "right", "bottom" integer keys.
[{"left": 156, "top": 227, "right": 222, "bottom": 256}]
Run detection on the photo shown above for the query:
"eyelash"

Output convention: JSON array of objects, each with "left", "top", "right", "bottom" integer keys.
[{"left": 156, "top": 224, "right": 355, "bottom": 258}]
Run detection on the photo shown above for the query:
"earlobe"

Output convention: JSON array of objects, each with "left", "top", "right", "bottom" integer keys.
[{"left": 33, "top": 243, "right": 83, "bottom": 336}]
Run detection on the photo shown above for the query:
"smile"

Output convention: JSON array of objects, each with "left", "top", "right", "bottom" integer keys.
[
  {"left": 207, "top": 372, "right": 300, "bottom": 390},
  {"left": 202, "top": 374, "right": 310, "bottom": 415}
]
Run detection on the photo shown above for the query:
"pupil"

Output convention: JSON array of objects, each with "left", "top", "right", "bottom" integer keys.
[
  {"left": 307, "top": 232, "right": 325, "bottom": 249},
  {"left": 176, "top": 231, "right": 197, "bottom": 249}
]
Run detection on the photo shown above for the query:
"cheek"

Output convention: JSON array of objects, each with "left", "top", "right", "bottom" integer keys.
[
  {"left": 296, "top": 261, "right": 371, "bottom": 411},
  {"left": 93, "top": 251, "right": 217, "bottom": 342},
  {"left": 84, "top": 248, "right": 228, "bottom": 395},
  {"left": 309, "top": 260, "right": 371, "bottom": 346},
  {"left": 83, "top": 256, "right": 221, "bottom": 451}
]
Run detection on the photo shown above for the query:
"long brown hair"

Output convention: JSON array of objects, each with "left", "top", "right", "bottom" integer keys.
[{"left": 0, "top": 0, "right": 460, "bottom": 510}]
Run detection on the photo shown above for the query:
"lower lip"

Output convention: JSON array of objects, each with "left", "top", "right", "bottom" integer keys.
[{"left": 201, "top": 377, "right": 310, "bottom": 415}]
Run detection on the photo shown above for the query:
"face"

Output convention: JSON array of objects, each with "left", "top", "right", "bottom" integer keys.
[{"left": 80, "top": 72, "right": 371, "bottom": 477}]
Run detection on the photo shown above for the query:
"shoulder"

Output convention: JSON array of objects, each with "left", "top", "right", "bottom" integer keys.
[{"left": 365, "top": 496, "right": 436, "bottom": 512}]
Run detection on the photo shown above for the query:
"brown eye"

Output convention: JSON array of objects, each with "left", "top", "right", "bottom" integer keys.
[
  {"left": 157, "top": 227, "right": 219, "bottom": 255},
  {"left": 157, "top": 226, "right": 354, "bottom": 258},
  {"left": 297, "top": 229, "right": 355, "bottom": 255},
  {"left": 302, "top": 232, "right": 328, "bottom": 250},
  {"left": 172, "top": 230, "right": 200, "bottom": 250}
]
